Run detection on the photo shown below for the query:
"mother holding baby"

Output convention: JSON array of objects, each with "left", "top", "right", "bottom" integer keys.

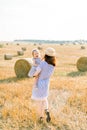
[{"left": 29, "top": 47, "right": 56, "bottom": 123}]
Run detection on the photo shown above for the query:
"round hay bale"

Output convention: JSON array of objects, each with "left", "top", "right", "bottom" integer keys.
[
  {"left": 73, "top": 43, "right": 76, "bottom": 45},
  {"left": 76, "top": 57, "right": 87, "bottom": 71},
  {"left": 0, "top": 44, "right": 4, "bottom": 48},
  {"left": 6, "top": 43, "right": 8, "bottom": 45},
  {"left": 14, "top": 58, "right": 33, "bottom": 78},
  {"left": 4, "top": 54, "right": 13, "bottom": 60},
  {"left": 81, "top": 46, "right": 85, "bottom": 49},
  {"left": 37, "top": 46, "right": 43, "bottom": 50},
  {"left": 21, "top": 47, "right": 26, "bottom": 51},
  {"left": 34, "top": 43, "right": 36, "bottom": 46},
  {"left": 17, "top": 50, "right": 24, "bottom": 56},
  {"left": 60, "top": 43, "right": 63, "bottom": 45},
  {"left": 17, "top": 43, "right": 20, "bottom": 45}
]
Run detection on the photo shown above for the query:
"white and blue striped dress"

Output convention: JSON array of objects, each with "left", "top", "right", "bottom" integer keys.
[{"left": 31, "top": 61, "right": 54, "bottom": 100}]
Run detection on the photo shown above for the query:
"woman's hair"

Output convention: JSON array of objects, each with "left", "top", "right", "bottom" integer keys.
[{"left": 44, "top": 55, "right": 56, "bottom": 66}]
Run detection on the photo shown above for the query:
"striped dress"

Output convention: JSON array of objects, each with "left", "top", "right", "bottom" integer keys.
[{"left": 31, "top": 61, "right": 54, "bottom": 100}]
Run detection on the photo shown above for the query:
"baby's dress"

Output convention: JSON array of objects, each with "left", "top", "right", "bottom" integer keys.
[
  {"left": 31, "top": 61, "right": 54, "bottom": 100},
  {"left": 28, "top": 58, "right": 41, "bottom": 77}
]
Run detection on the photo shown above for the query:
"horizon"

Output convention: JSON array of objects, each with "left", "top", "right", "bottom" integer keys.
[
  {"left": 1, "top": 39, "right": 87, "bottom": 43},
  {"left": 0, "top": 0, "right": 87, "bottom": 41}
]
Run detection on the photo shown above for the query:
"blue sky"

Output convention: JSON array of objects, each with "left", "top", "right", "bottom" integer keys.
[{"left": 0, "top": 0, "right": 87, "bottom": 41}]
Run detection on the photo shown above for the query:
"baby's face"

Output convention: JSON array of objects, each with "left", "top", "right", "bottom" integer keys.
[{"left": 33, "top": 51, "right": 40, "bottom": 58}]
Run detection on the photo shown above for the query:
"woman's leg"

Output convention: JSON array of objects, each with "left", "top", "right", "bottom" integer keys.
[
  {"left": 37, "top": 99, "right": 51, "bottom": 122},
  {"left": 42, "top": 98, "right": 51, "bottom": 122},
  {"left": 37, "top": 98, "right": 48, "bottom": 117},
  {"left": 42, "top": 98, "right": 48, "bottom": 110},
  {"left": 37, "top": 100, "right": 44, "bottom": 118}
]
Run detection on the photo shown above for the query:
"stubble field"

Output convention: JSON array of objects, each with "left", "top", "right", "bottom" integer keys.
[{"left": 0, "top": 42, "right": 87, "bottom": 130}]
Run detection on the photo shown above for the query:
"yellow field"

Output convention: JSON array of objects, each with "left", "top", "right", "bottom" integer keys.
[{"left": 0, "top": 42, "right": 87, "bottom": 130}]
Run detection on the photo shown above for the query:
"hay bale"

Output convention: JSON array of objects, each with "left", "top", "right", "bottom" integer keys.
[
  {"left": 76, "top": 57, "right": 87, "bottom": 71},
  {"left": 17, "top": 50, "right": 24, "bottom": 56},
  {"left": 4, "top": 54, "right": 13, "bottom": 60},
  {"left": 73, "top": 43, "right": 76, "bottom": 45},
  {"left": 14, "top": 58, "right": 33, "bottom": 78},
  {"left": 6, "top": 43, "right": 8, "bottom": 45},
  {"left": 21, "top": 47, "right": 26, "bottom": 51},
  {"left": 34, "top": 43, "right": 36, "bottom": 46},
  {"left": 37, "top": 46, "right": 43, "bottom": 50},
  {"left": 81, "top": 46, "right": 85, "bottom": 49},
  {"left": 17, "top": 43, "right": 20, "bottom": 45},
  {"left": 0, "top": 44, "right": 4, "bottom": 48},
  {"left": 60, "top": 43, "right": 63, "bottom": 46}
]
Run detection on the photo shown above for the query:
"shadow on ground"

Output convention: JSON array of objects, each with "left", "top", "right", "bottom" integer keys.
[
  {"left": 67, "top": 71, "right": 86, "bottom": 77},
  {"left": 0, "top": 76, "right": 27, "bottom": 84}
]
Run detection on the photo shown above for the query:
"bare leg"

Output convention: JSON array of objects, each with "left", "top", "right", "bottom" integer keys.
[
  {"left": 37, "top": 101, "right": 44, "bottom": 118},
  {"left": 42, "top": 98, "right": 48, "bottom": 110},
  {"left": 43, "top": 98, "right": 51, "bottom": 122},
  {"left": 36, "top": 99, "right": 51, "bottom": 123}
]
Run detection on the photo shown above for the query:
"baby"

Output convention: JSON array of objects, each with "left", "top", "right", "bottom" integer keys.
[{"left": 28, "top": 49, "right": 41, "bottom": 88}]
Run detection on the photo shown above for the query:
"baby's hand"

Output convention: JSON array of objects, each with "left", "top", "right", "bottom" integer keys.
[
  {"left": 33, "top": 60, "right": 38, "bottom": 66},
  {"left": 33, "top": 63, "right": 38, "bottom": 66}
]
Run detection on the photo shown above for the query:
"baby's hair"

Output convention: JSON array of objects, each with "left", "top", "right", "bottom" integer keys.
[{"left": 32, "top": 49, "right": 40, "bottom": 56}]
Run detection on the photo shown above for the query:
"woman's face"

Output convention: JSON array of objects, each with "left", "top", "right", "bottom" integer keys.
[{"left": 33, "top": 51, "right": 40, "bottom": 58}]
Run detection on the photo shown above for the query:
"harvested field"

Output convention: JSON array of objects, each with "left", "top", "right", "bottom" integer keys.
[{"left": 0, "top": 42, "right": 87, "bottom": 130}]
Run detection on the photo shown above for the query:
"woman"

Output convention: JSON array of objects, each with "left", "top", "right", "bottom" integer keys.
[{"left": 31, "top": 47, "right": 56, "bottom": 123}]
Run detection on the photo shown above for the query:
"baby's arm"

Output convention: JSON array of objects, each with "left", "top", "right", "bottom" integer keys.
[
  {"left": 33, "top": 59, "right": 38, "bottom": 66},
  {"left": 33, "top": 66, "right": 41, "bottom": 77}
]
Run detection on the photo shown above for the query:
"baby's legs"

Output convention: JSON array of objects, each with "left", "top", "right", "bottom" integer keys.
[{"left": 33, "top": 76, "right": 38, "bottom": 88}]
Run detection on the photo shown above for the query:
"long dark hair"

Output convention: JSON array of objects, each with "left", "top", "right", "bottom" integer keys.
[{"left": 44, "top": 55, "right": 56, "bottom": 66}]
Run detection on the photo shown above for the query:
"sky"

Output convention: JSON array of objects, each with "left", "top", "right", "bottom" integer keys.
[{"left": 0, "top": 0, "right": 87, "bottom": 41}]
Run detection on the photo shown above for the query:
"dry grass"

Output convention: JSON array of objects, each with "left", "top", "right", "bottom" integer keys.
[{"left": 0, "top": 42, "right": 87, "bottom": 130}]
